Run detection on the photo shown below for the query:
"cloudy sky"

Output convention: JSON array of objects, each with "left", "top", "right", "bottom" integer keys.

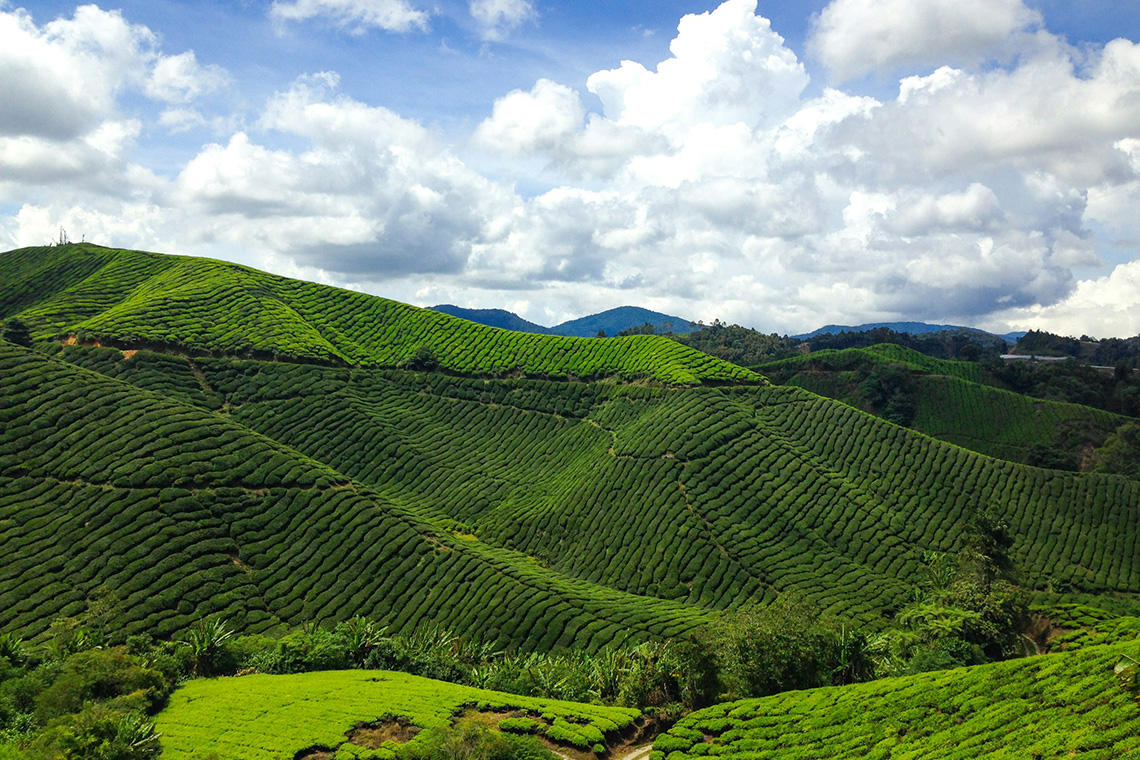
[{"left": 2, "top": 0, "right": 1139, "bottom": 335}]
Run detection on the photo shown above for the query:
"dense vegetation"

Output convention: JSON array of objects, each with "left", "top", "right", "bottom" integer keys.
[
  {"left": 652, "top": 640, "right": 1140, "bottom": 759},
  {"left": 0, "top": 342, "right": 712, "bottom": 649},
  {"left": 6, "top": 332, "right": 1140, "bottom": 651},
  {"left": 4, "top": 244, "right": 1140, "bottom": 758},
  {"left": 0, "top": 245, "right": 753, "bottom": 385},
  {"left": 759, "top": 345, "right": 1133, "bottom": 469}
]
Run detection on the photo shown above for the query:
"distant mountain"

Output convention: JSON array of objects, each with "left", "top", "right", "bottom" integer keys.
[
  {"left": 430, "top": 303, "right": 696, "bottom": 338},
  {"left": 550, "top": 306, "right": 694, "bottom": 337},
  {"left": 797, "top": 321, "right": 1025, "bottom": 342},
  {"left": 430, "top": 304, "right": 551, "bottom": 334}
]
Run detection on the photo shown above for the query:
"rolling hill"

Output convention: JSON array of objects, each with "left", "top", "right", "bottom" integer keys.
[
  {"left": 798, "top": 321, "right": 1025, "bottom": 342},
  {"left": 548, "top": 306, "right": 694, "bottom": 337},
  {"left": 759, "top": 345, "right": 1128, "bottom": 467},
  {"left": 3, "top": 244, "right": 1140, "bottom": 652},
  {"left": 1, "top": 244, "right": 749, "bottom": 385},
  {"left": 652, "top": 639, "right": 1140, "bottom": 759}
]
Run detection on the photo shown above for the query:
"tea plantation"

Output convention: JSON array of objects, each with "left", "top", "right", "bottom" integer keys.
[
  {"left": 0, "top": 342, "right": 710, "bottom": 649},
  {"left": 156, "top": 670, "right": 639, "bottom": 760},
  {"left": 760, "top": 345, "right": 1126, "bottom": 464},
  {"left": 651, "top": 641, "right": 1140, "bottom": 759},
  {"left": 4, "top": 244, "right": 1140, "bottom": 758},
  {"left": 0, "top": 244, "right": 756, "bottom": 385}
]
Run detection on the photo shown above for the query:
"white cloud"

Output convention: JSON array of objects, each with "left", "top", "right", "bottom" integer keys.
[
  {"left": 0, "top": 4, "right": 230, "bottom": 194},
  {"left": 270, "top": 0, "right": 429, "bottom": 34},
  {"left": 809, "top": 0, "right": 1042, "bottom": 81},
  {"left": 145, "top": 51, "right": 229, "bottom": 103},
  {"left": 0, "top": 5, "right": 155, "bottom": 139},
  {"left": 174, "top": 74, "right": 517, "bottom": 277},
  {"left": 3, "top": 0, "right": 1140, "bottom": 338},
  {"left": 998, "top": 260, "right": 1140, "bottom": 338},
  {"left": 472, "top": 79, "right": 584, "bottom": 154},
  {"left": 469, "top": 0, "right": 535, "bottom": 41},
  {"left": 587, "top": 0, "right": 807, "bottom": 136}
]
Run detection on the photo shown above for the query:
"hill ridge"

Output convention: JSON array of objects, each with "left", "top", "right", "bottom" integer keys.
[{"left": 0, "top": 244, "right": 755, "bottom": 386}]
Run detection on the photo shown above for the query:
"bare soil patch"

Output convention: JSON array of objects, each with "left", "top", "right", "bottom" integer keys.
[{"left": 347, "top": 717, "right": 421, "bottom": 748}]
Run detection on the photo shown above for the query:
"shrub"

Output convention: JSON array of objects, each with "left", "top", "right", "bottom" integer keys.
[{"left": 398, "top": 723, "right": 556, "bottom": 760}]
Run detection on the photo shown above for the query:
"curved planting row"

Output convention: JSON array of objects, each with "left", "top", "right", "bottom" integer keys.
[
  {"left": 653, "top": 642, "right": 1140, "bottom": 759},
  {"left": 1, "top": 244, "right": 760, "bottom": 385},
  {"left": 0, "top": 342, "right": 706, "bottom": 648},
  {"left": 180, "top": 358, "right": 1140, "bottom": 625}
]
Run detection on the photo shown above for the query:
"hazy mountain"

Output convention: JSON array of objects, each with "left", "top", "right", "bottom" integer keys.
[
  {"left": 430, "top": 304, "right": 552, "bottom": 334},
  {"left": 550, "top": 306, "right": 694, "bottom": 337},
  {"left": 798, "top": 321, "right": 1026, "bottom": 342}
]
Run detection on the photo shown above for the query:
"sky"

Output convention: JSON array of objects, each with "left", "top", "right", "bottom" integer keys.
[{"left": 1, "top": 0, "right": 1140, "bottom": 336}]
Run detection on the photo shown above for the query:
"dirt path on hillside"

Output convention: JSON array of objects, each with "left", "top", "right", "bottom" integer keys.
[{"left": 616, "top": 744, "right": 654, "bottom": 760}]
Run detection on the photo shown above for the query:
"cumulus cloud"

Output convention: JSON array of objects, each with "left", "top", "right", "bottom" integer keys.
[
  {"left": 0, "top": 5, "right": 229, "bottom": 194},
  {"left": 473, "top": 79, "right": 584, "bottom": 154},
  {"left": 587, "top": 0, "right": 808, "bottom": 135},
  {"left": 461, "top": 0, "right": 1140, "bottom": 332},
  {"left": 809, "top": 0, "right": 1042, "bottom": 81},
  {"left": 3, "top": 0, "right": 1140, "bottom": 337},
  {"left": 997, "top": 260, "right": 1140, "bottom": 338},
  {"left": 174, "top": 74, "right": 516, "bottom": 277},
  {"left": 269, "top": 0, "right": 429, "bottom": 34},
  {"left": 0, "top": 5, "right": 156, "bottom": 140},
  {"left": 469, "top": 0, "right": 535, "bottom": 41},
  {"left": 145, "top": 51, "right": 229, "bottom": 103}
]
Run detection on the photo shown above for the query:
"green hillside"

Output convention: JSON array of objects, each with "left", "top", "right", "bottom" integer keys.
[
  {"left": 759, "top": 344, "right": 1125, "bottom": 466},
  {"left": 156, "top": 669, "right": 640, "bottom": 760},
  {"left": 5, "top": 244, "right": 1140, "bottom": 651},
  {"left": 8, "top": 338, "right": 1140, "bottom": 648},
  {"left": 0, "top": 342, "right": 708, "bottom": 648},
  {"left": 758, "top": 344, "right": 984, "bottom": 383},
  {"left": 652, "top": 641, "right": 1140, "bottom": 759},
  {"left": 0, "top": 244, "right": 756, "bottom": 385}
]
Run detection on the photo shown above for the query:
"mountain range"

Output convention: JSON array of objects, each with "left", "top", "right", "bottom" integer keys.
[{"left": 430, "top": 304, "right": 694, "bottom": 337}]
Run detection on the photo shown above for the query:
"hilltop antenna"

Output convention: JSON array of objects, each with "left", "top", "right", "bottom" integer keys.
[{"left": 56, "top": 227, "right": 70, "bottom": 246}]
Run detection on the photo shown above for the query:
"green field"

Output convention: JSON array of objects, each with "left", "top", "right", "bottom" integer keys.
[
  {"left": 156, "top": 670, "right": 640, "bottom": 760},
  {"left": 0, "top": 244, "right": 757, "bottom": 385},
  {"left": 652, "top": 642, "right": 1140, "bottom": 759}
]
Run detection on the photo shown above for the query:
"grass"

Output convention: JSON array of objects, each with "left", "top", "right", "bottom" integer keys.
[{"left": 155, "top": 669, "right": 640, "bottom": 760}]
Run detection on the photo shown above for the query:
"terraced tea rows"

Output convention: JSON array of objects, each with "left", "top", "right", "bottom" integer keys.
[
  {"left": 6, "top": 244, "right": 1140, "bottom": 652},
  {"left": 652, "top": 641, "right": 1140, "bottom": 759},
  {"left": 760, "top": 344, "right": 1124, "bottom": 465},
  {"left": 0, "top": 343, "right": 707, "bottom": 647},
  {"left": 758, "top": 344, "right": 985, "bottom": 383},
  {"left": 912, "top": 375, "right": 1123, "bottom": 462},
  {"left": 148, "top": 357, "right": 1140, "bottom": 621},
  {"left": 156, "top": 669, "right": 640, "bottom": 760},
  {"left": 1, "top": 244, "right": 757, "bottom": 385}
]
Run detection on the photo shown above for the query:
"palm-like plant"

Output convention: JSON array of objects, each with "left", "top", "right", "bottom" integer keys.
[{"left": 184, "top": 618, "right": 233, "bottom": 677}]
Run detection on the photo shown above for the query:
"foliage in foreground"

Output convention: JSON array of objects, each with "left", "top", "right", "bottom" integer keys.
[{"left": 154, "top": 669, "right": 639, "bottom": 760}]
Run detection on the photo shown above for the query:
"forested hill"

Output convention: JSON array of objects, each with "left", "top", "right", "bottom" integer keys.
[{"left": 0, "top": 244, "right": 753, "bottom": 386}]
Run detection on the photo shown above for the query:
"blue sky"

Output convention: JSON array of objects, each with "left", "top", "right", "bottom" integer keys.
[{"left": 2, "top": 0, "right": 1140, "bottom": 335}]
